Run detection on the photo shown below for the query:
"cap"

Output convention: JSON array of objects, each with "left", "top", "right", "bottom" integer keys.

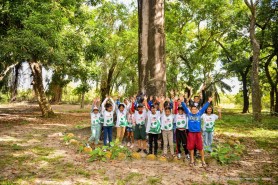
[
  {"left": 92, "top": 106, "right": 99, "bottom": 110},
  {"left": 137, "top": 103, "right": 144, "bottom": 107}
]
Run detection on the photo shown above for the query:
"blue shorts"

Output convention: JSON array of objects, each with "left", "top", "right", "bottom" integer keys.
[{"left": 126, "top": 127, "right": 133, "bottom": 132}]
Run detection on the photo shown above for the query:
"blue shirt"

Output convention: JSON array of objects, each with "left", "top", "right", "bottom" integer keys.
[{"left": 181, "top": 102, "right": 210, "bottom": 132}]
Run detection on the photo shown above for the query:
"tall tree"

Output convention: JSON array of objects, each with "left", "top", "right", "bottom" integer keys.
[
  {"left": 138, "top": 0, "right": 166, "bottom": 96},
  {"left": 244, "top": 0, "right": 262, "bottom": 121}
]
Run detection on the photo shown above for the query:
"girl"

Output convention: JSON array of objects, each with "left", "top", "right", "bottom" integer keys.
[
  {"left": 101, "top": 96, "right": 115, "bottom": 147},
  {"left": 126, "top": 108, "right": 135, "bottom": 148},
  {"left": 115, "top": 100, "right": 130, "bottom": 144},
  {"left": 146, "top": 105, "right": 161, "bottom": 156},
  {"left": 174, "top": 106, "right": 189, "bottom": 159},
  {"left": 88, "top": 105, "right": 103, "bottom": 147},
  {"left": 201, "top": 106, "right": 222, "bottom": 152},
  {"left": 161, "top": 106, "right": 175, "bottom": 158}
]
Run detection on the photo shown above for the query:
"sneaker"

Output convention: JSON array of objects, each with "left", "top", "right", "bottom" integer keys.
[
  {"left": 136, "top": 149, "right": 142, "bottom": 153},
  {"left": 103, "top": 149, "right": 107, "bottom": 152},
  {"left": 86, "top": 143, "right": 90, "bottom": 147},
  {"left": 130, "top": 144, "right": 134, "bottom": 148},
  {"left": 127, "top": 142, "right": 131, "bottom": 147},
  {"left": 186, "top": 154, "right": 190, "bottom": 160},
  {"left": 147, "top": 152, "right": 153, "bottom": 155},
  {"left": 177, "top": 153, "right": 181, "bottom": 159},
  {"left": 143, "top": 149, "right": 148, "bottom": 155}
]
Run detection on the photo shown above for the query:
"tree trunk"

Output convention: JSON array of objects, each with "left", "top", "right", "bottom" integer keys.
[
  {"left": 50, "top": 85, "right": 63, "bottom": 104},
  {"left": 29, "top": 60, "right": 54, "bottom": 117},
  {"left": 80, "top": 92, "right": 85, "bottom": 109},
  {"left": 240, "top": 66, "right": 250, "bottom": 113},
  {"left": 138, "top": 0, "right": 166, "bottom": 96},
  {"left": 10, "top": 63, "right": 21, "bottom": 102},
  {"left": 245, "top": 0, "right": 262, "bottom": 121},
  {"left": 100, "top": 62, "right": 117, "bottom": 101},
  {"left": 270, "top": 87, "right": 274, "bottom": 114}
]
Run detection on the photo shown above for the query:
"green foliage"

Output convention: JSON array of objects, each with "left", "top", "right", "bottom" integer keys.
[
  {"left": 89, "top": 141, "right": 131, "bottom": 162},
  {"left": 211, "top": 143, "right": 245, "bottom": 165}
]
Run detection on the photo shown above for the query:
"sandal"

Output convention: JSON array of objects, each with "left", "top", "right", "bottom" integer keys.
[
  {"left": 189, "top": 161, "right": 195, "bottom": 167},
  {"left": 202, "top": 162, "right": 207, "bottom": 168}
]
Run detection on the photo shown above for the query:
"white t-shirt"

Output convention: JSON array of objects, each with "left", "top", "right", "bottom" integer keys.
[
  {"left": 90, "top": 113, "right": 101, "bottom": 126},
  {"left": 116, "top": 109, "right": 128, "bottom": 127},
  {"left": 161, "top": 113, "right": 174, "bottom": 131},
  {"left": 174, "top": 113, "right": 187, "bottom": 129},
  {"left": 201, "top": 114, "right": 219, "bottom": 132},
  {"left": 103, "top": 110, "right": 114, "bottom": 127},
  {"left": 127, "top": 113, "right": 134, "bottom": 128},
  {"left": 134, "top": 109, "right": 147, "bottom": 125},
  {"left": 146, "top": 111, "right": 161, "bottom": 134}
]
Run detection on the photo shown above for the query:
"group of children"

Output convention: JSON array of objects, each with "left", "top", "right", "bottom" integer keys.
[{"left": 88, "top": 91, "right": 221, "bottom": 167}]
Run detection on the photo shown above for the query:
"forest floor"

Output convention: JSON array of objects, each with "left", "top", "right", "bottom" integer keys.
[{"left": 0, "top": 103, "right": 277, "bottom": 185}]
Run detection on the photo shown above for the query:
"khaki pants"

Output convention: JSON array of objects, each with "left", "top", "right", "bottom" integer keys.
[
  {"left": 116, "top": 127, "right": 126, "bottom": 142},
  {"left": 162, "top": 130, "right": 174, "bottom": 155}
]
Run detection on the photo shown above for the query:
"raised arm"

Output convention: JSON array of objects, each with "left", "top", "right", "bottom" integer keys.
[
  {"left": 199, "top": 97, "right": 212, "bottom": 115},
  {"left": 110, "top": 97, "right": 116, "bottom": 112},
  {"left": 101, "top": 97, "right": 109, "bottom": 113},
  {"left": 180, "top": 97, "right": 190, "bottom": 114}
]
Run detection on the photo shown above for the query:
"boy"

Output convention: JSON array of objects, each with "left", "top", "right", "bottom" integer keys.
[
  {"left": 134, "top": 99, "right": 149, "bottom": 154},
  {"left": 146, "top": 105, "right": 161, "bottom": 156},
  {"left": 188, "top": 84, "right": 206, "bottom": 109},
  {"left": 181, "top": 96, "right": 212, "bottom": 167},
  {"left": 115, "top": 103, "right": 129, "bottom": 143}
]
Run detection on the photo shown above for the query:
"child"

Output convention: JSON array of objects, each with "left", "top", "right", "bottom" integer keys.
[
  {"left": 202, "top": 106, "right": 221, "bottom": 152},
  {"left": 126, "top": 108, "right": 135, "bottom": 148},
  {"left": 174, "top": 106, "right": 189, "bottom": 160},
  {"left": 115, "top": 101, "right": 129, "bottom": 144},
  {"left": 181, "top": 96, "right": 212, "bottom": 167},
  {"left": 146, "top": 105, "right": 161, "bottom": 156},
  {"left": 188, "top": 84, "right": 206, "bottom": 109},
  {"left": 101, "top": 96, "right": 115, "bottom": 147},
  {"left": 134, "top": 99, "right": 149, "bottom": 154},
  {"left": 88, "top": 105, "right": 103, "bottom": 147},
  {"left": 161, "top": 107, "right": 175, "bottom": 158}
]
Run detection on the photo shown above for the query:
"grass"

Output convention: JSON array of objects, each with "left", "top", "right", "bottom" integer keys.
[
  {"left": 216, "top": 113, "right": 278, "bottom": 151},
  {"left": 147, "top": 176, "right": 162, "bottom": 185}
]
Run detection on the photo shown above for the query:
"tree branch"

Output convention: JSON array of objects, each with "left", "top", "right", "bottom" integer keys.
[{"left": 0, "top": 62, "right": 19, "bottom": 81}]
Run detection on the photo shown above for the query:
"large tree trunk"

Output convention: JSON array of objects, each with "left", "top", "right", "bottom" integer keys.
[
  {"left": 245, "top": 0, "right": 262, "bottom": 121},
  {"left": 10, "top": 63, "right": 21, "bottom": 102},
  {"left": 29, "top": 60, "right": 54, "bottom": 117},
  {"left": 138, "top": 0, "right": 166, "bottom": 96}
]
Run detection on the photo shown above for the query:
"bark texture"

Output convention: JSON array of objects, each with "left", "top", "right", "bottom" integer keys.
[
  {"left": 29, "top": 60, "right": 54, "bottom": 117},
  {"left": 245, "top": 0, "right": 262, "bottom": 121},
  {"left": 138, "top": 0, "right": 166, "bottom": 96}
]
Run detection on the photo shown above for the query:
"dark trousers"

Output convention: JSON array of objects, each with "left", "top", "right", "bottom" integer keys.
[
  {"left": 176, "top": 129, "right": 189, "bottom": 155},
  {"left": 103, "top": 126, "right": 113, "bottom": 146},
  {"left": 148, "top": 133, "right": 158, "bottom": 155}
]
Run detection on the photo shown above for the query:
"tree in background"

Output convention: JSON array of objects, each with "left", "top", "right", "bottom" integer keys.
[{"left": 138, "top": 0, "right": 166, "bottom": 96}]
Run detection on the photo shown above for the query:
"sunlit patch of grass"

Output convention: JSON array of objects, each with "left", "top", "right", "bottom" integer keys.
[
  {"left": 0, "top": 180, "right": 17, "bottom": 185},
  {"left": 31, "top": 146, "right": 54, "bottom": 156},
  {"left": 20, "top": 120, "right": 29, "bottom": 125},
  {"left": 146, "top": 176, "right": 162, "bottom": 185}
]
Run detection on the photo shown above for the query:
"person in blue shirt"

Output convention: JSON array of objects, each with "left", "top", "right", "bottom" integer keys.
[{"left": 181, "top": 96, "right": 212, "bottom": 167}]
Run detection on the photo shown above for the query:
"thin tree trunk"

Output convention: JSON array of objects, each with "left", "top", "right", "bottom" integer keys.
[
  {"left": 138, "top": 0, "right": 166, "bottom": 96},
  {"left": 100, "top": 62, "right": 117, "bottom": 101},
  {"left": 241, "top": 65, "right": 250, "bottom": 113},
  {"left": 270, "top": 87, "right": 274, "bottom": 115},
  {"left": 10, "top": 63, "right": 21, "bottom": 102},
  {"left": 245, "top": 0, "right": 262, "bottom": 121},
  {"left": 29, "top": 60, "right": 54, "bottom": 117},
  {"left": 80, "top": 92, "right": 85, "bottom": 109}
]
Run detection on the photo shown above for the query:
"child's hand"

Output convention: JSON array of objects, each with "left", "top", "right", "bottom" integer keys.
[
  {"left": 217, "top": 107, "right": 222, "bottom": 113},
  {"left": 144, "top": 95, "right": 147, "bottom": 100},
  {"left": 149, "top": 96, "right": 153, "bottom": 101},
  {"left": 208, "top": 97, "right": 213, "bottom": 102},
  {"left": 179, "top": 96, "right": 184, "bottom": 103}
]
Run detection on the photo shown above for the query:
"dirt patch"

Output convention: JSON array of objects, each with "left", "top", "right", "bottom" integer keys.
[{"left": 0, "top": 103, "right": 276, "bottom": 184}]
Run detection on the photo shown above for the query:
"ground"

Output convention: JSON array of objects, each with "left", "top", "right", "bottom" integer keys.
[{"left": 0, "top": 103, "right": 277, "bottom": 185}]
